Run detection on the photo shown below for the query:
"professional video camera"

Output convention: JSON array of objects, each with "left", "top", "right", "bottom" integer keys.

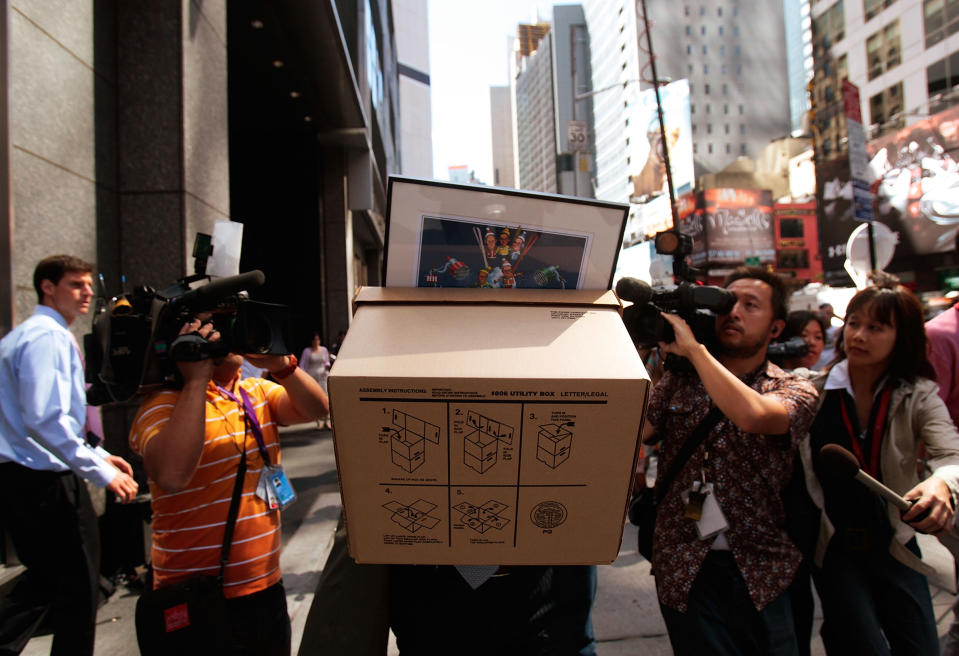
[
  {"left": 766, "top": 336, "right": 809, "bottom": 363},
  {"left": 84, "top": 237, "right": 292, "bottom": 405},
  {"left": 616, "top": 230, "right": 735, "bottom": 357}
]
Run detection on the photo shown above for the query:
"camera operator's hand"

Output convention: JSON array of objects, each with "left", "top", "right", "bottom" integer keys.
[
  {"left": 244, "top": 353, "right": 290, "bottom": 375},
  {"left": 657, "top": 312, "right": 705, "bottom": 359},
  {"left": 175, "top": 317, "right": 219, "bottom": 383},
  {"left": 142, "top": 316, "right": 221, "bottom": 494}
]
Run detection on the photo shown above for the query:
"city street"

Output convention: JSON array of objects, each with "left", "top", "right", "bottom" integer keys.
[{"left": 16, "top": 422, "right": 959, "bottom": 655}]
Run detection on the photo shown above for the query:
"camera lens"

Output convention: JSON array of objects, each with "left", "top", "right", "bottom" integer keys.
[{"left": 242, "top": 314, "right": 273, "bottom": 354}]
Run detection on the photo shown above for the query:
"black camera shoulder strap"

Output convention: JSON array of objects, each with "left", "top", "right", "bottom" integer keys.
[
  {"left": 654, "top": 406, "right": 724, "bottom": 504},
  {"left": 218, "top": 418, "right": 249, "bottom": 584}
]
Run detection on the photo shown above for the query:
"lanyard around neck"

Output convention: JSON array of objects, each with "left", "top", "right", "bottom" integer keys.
[
  {"left": 838, "top": 383, "right": 893, "bottom": 480},
  {"left": 217, "top": 384, "right": 270, "bottom": 466}
]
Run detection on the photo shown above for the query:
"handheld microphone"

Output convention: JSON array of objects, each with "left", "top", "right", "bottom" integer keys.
[
  {"left": 819, "top": 443, "right": 943, "bottom": 535},
  {"left": 819, "top": 444, "right": 911, "bottom": 511}
]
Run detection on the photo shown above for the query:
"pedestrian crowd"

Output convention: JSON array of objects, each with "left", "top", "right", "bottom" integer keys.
[{"left": 4, "top": 254, "right": 959, "bottom": 655}]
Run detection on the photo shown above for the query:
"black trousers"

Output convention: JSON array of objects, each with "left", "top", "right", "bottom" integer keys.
[
  {"left": 225, "top": 582, "right": 291, "bottom": 656},
  {"left": 0, "top": 463, "right": 100, "bottom": 656},
  {"left": 389, "top": 564, "right": 597, "bottom": 656}
]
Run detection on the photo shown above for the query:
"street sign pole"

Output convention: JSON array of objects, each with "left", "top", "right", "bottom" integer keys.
[{"left": 843, "top": 79, "right": 877, "bottom": 273}]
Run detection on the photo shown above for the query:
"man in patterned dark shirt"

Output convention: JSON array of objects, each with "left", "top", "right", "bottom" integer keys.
[{"left": 641, "top": 267, "right": 818, "bottom": 654}]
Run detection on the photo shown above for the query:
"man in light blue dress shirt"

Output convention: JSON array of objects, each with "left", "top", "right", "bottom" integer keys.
[{"left": 0, "top": 255, "right": 138, "bottom": 656}]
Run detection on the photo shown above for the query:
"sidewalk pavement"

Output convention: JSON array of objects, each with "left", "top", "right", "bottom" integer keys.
[{"left": 17, "top": 423, "right": 959, "bottom": 654}]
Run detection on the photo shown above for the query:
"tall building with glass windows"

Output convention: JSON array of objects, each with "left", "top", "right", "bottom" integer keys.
[
  {"left": 511, "top": 5, "right": 595, "bottom": 197},
  {"left": 811, "top": 0, "right": 959, "bottom": 157},
  {"left": 394, "top": 0, "right": 433, "bottom": 178},
  {"left": 582, "top": 0, "right": 791, "bottom": 201},
  {"left": 785, "top": 0, "right": 815, "bottom": 134}
]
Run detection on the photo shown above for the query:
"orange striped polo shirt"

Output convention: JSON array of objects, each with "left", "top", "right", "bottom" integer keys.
[{"left": 129, "top": 374, "right": 286, "bottom": 598}]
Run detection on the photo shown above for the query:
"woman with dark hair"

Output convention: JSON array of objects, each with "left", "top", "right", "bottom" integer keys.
[
  {"left": 805, "top": 275, "right": 959, "bottom": 654},
  {"left": 774, "top": 310, "right": 828, "bottom": 371}
]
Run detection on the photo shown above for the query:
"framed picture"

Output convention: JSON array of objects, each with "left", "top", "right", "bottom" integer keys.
[{"left": 383, "top": 177, "right": 629, "bottom": 290}]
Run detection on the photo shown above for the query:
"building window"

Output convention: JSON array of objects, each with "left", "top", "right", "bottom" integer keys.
[
  {"left": 927, "top": 50, "right": 959, "bottom": 113},
  {"left": 720, "top": 45, "right": 726, "bottom": 56},
  {"left": 686, "top": 25, "right": 692, "bottom": 35},
  {"left": 691, "top": 103, "right": 696, "bottom": 113},
  {"left": 719, "top": 25, "right": 725, "bottom": 35},
  {"left": 740, "top": 123, "right": 746, "bottom": 134},
  {"left": 689, "top": 63, "right": 694, "bottom": 74},
  {"left": 722, "top": 83, "right": 729, "bottom": 94},
  {"left": 705, "top": 83, "right": 711, "bottom": 94},
  {"left": 781, "top": 218, "right": 805, "bottom": 238},
  {"left": 701, "top": 25, "right": 707, "bottom": 35},
  {"left": 778, "top": 249, "right": 810, "bottom": 269},
  {"left": 869, "top": 81, "right": 904, "bottom": 127},
  {"left": 925, "top": 0, "right": 959, "bottom": 47},
  {"left": 864, "top": 0, "right": 897, "bottom": 21},
  {"left": 738, "top": 104, "right": 744, "bottom": 114},
  {"left": 814, "top": 1, "right": 846, "bottom": 48},
  {"left": 707, "top": 123, "right": 713, "bottom": 134},
  {"left": 704, "top": 63, "right": 709, "bottom": 74},
  {"left": 690, "top": 82, "right": 695, "bottom": 94},
  {"left": 722, "top": 64, "right": 728, "bottom": 74},
  {"left": 694, "top": 143, "right": 698, "bottom": 154},
  {"left": 685, "top": 5, "right": 690, "bottom": 15},
  {"left": 725, "top": 124, "right": 731, "bottom": 134},
  {"left": 708, "top": 143, "right": 714, "bottom": 154},
  {"left": 687, "top": 44, "right": 693, "bottom": 54},
  {"left": 703, "top": 45, "right": 708, "bottom": 54},
  {"left": 866, "top": 20, "right": 901, "bottom": 80},
  {"left": 734, "top": 45, "right": 741, "bottom": 56},
  {"left": 700, "top": 5, "right": 706, "bottom": 15},
  {"left": 726, "top": 143, "right": 732, "bottom": 154},
  {"left": 693, "top": 124, "right": 698, "bottom": 133},
  {"left": 733, "top": 25, "right": 740, "bottom": 36},
  {"left": 718, "top": 6, "right": 723, "bottom": 16},
  {"left": 706, "top": 103, "right": 712, "bottom": 113},
  {"left": 740, "top": 143, "right": 747, "bottom": 155}
]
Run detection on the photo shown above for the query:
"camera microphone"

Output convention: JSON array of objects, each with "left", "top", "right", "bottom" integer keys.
[
  {"left": 169, "top": 270, "right": 266, "bottom": 309},
  {"left": 615, "top": 277, "right": 654, "bottom": 305}
]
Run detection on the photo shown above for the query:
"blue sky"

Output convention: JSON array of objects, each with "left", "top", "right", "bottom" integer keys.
[{"left": 428, "top": 0, "right": 557, "bottom": 183}]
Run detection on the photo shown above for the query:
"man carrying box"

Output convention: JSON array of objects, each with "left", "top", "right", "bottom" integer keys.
[{"left": 641, "top": 267, "right": 818, "bottom": 654}]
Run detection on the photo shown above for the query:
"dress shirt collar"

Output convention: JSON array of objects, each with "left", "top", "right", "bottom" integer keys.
[
  {"left": 33, "top": 304, "right": 68, "bottom": 328},
  {"left": 824, "top": 359, "right": 888, "bottom": 401}
]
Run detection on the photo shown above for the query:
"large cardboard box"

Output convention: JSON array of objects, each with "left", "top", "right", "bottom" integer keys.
[{"left": 329, "top": 287, "right": 650, "bottom": 565}]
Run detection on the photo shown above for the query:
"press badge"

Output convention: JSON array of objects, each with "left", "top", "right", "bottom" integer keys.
[
  {"left": 681, "top": 482, "right": 728, "bottom": 540},
  {"left": 256, "top": 465, "right": 296, "bottom": 510}
]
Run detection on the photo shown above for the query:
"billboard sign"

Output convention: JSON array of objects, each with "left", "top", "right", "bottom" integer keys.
[
  {"left": 630, "top": 79, "right": 695, "bottom": 199},
  {"left": 866, "top": 103, "right": 959, "bottom": 255},
  {"left": 701, "top": 188, "right": 775, "bottom": 265},
  {"left": 815, "top": 154, "right": 855, "bottom": 285}
]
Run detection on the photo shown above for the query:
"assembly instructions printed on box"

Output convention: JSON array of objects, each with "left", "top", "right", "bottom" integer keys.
[{"left": 336, "top": 379, "right": 644, "bottom": 564}]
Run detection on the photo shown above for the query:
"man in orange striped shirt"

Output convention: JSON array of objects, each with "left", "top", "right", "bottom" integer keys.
[{"left": 129, "top": 318, "right": 328, "bottom": 655}]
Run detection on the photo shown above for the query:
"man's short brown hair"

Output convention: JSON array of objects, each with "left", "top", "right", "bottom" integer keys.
[
  {"left": 33, "top": 255, "right": 94, "bottom": 304},
  {"left": 721, "top": 266, "right": 788, "bottom": 321}
]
